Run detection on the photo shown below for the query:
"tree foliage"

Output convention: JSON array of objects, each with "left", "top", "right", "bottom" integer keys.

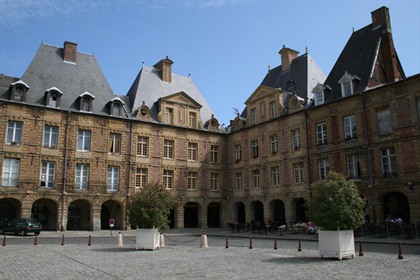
[
  {"left": 307, "top": 172, "right": 365, "bottom": 231},
  {"left": 127, "top": 183, "right": 175, "bottom": 232}
]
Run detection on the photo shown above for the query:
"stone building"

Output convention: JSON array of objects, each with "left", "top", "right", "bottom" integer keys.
[{"left": 0, "top": 6, "right": 419, "bottom": 231}]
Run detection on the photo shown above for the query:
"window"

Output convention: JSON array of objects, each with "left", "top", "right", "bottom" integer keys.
[
  {"left": 2, "top": 158, "right": 19, "bottom": 187},
  {"left": 6, "top": 121, "right": 22, "bottom": 145},
  {"left": 10, "top": 81, "right": 29, "bottom": 102},
  {"left": 163, "top": 139, "right": 174, "bottom": 159},
  {"left": 79, "top": 93, "right": 94, "bottom": 112},
  {"left": 187, "top": 172, "right": 197, "bottom": 190},
  {"left": 107, "top": 166, "right": 119, "bottom": 191},
  {"left": 293, "top": 162, "right": 304, "bottom": 184},
  {"left": 211, "top": 173, "right": 219, "bottom": 191},
  {"left": 44, "top": 125, "right": 58, "bottom": 148},
  {"left": 75, "top": 164, "right": 89, "bottom": 190},
  {"left": 346, "top": 154, "right": 360, "bottom": 180},
  {"left": 381, "top": 147, "right": 397, "bottom": 178},
  {"left": 344, "top": 115, "right": 357, "bottom": 140},
  {"left": 339, "top": 72, "right": 359, "bottom": 97},
  {"left": 189, "top": 112, "right": 197, "bottom": 128},
  {"left": 188, "top": 142, "right": 198, "bottom": 161},
  {"left": 109, "top": 133, "right": 121, "bottom": 155},
  {"left": 315, "top": 90, "right": 324, "bottom": 106},
  {"left": 77, "top": 129, "right": 91, "bottom": 151},
  {"left": 211, "top": 145, "right": 219, "bottom": 163},
  {"left": 163, "top": 170, "right": 173, "bottom": 189},
  {"left": 41, "top": 161, "right": 56, "bottom": 188},
  {"left": 251, "top": 108, "right": 257, "bottom": 125},
  {"left": 251, "top": 140, "right": 259, "bottom": 158},
  {"left": 135, "top": 168, "right": 147, "bottom": 188},
  {"left": 271, "top": 166, "right": 280, "bottom": 186},
  {"left": 235, "top": 172, "right": 243, "bottom": 190},
  {"left": 165, "top": 108, "right": 173, "bottom": 124},
  {"left": 252, "top": 170, "right": 260, "bottom": 188},
  {"left": 318, "top": 158, "right": 329, "bottom": 180},
  {"left": 235, "top": 144, "right": 242, "bottom": 161},
  {"left": 269, "top": 101, "right": 276, "bottom": 119},
  {"left": 270, "top": 135, "right": 278, "bottom": 155},
  {"left": 137, "top": 136, "right": 148, "bottom": 157},
  {"left": 45, "top": 88, "right": 62, "bottom": 108},
  {"left": 377, "top": 107, "right": 392, "bottom": 136},
  {"left": 316, "top": 123, "right": 328, "bottom": 146},
  {"left": 111, "top": 102, "right": 122, "bottom": 117},
  {"left": 292, "top": 129, "right": 301, "bottom": 150},
  {"left": 342, "top": 80, "right": 352, "bottom": 97}
]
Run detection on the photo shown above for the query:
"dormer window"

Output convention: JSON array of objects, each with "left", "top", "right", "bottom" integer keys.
[
  {"left": 10, "top": 80, "right": 30, "bottom": 102},
  {"left": 312, "top": 83, "right": 330, "bottom": 106},
  {"left": 109, "top": 97, "right": 124, "bottom": 117},
  {"left": 338, "top": 72, "right": 360, "bottom": 97},
  {"left": 45, "top": 87, "right": 63, "bottom": 108},
  {"left": 79, "top": 92, "right": 95, "bottom": 112}
]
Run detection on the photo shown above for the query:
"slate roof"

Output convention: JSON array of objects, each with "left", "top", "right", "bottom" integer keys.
[
  {"left": 0, "top": 74, "right": 18, "bottom": 99},
  {"left": 6, "top": 43, "right": 128, "bottom": 117},
  {"left": 127, "top": 65, "right": 216, "bottom": 124}
]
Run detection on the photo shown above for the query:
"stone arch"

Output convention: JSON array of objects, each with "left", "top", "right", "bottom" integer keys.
[
  {"left": 207, "top": 202, "right": 220, "bottom": 227},
  {"left": 67, "top": 199, "right": 92, "bottom": 230},
  {"left": 184, "top": 202, "right": 201, "bottom": 228},
  {"left": 250, "top": 200, "right": 264, "bottom": 222},
  {"left": 101, "top": 200, "right": 123, "bottom": 230},
  {"left": 0, "top": 197, "right": 21, "bottom": 222},
  {"left": 32, "top": 198, "right": 59, "bottom": 231},
  {"left": 233, "top": 201, "right": 246, "bottom": 224},
  {"left": 291, "top": 198, "right": 307, "bottom": 223},
  {"left": 269, "top": 199, "right": 285, "bottom": 225},
  {"left": 381, "top": 192, "right": 410, "bottom": 224}
]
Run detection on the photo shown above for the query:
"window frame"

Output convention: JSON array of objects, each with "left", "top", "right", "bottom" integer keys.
[
  {"left": 41, "top": 161, "right": 56, "bottom": 188},
  {"left": 137, "top": 136, "right": 148, "bottom": 157},
  {"left": 344, "top": 115, "right": 357, "bottom": 141},
  {"left": 346, "top": 154, "right": 360, "bottom": 180},
  {"left": 381, "top": 147, "right": 397, "bottom": 178},
  {"left": 317, "top": 158, "right": 329, "bottom": 180},
  {"left": 108, "top": 133, "right": 121, "bottom": 155},
  {"left": 2, "top": 158, "right": 19, "bottom": 187},
  {"left": 235, "top": 144, "right": 242, "bottom": 161},
  {"left": 187, "top": 142, "right": 198, "bottom": 161},
  {"left": 43, "top": 125, "right": 58, "bottom": 148},
  {"left": 377, "top": 107, "right": 392, "bottom": 136},
  {"left": 135, "top": 168, "right": 148, "bottom": 188},
  {"left": 6, "top": 121, "right": 22, "bottom": 145},
  {"left": 271, "top": 166, "right": 280, "bottom": 187},
  {"left": 270, "top": 135, "right": 279, "bottom": 155},
  {"left": 211, "top": 145, "right": 219, "bottom": 163},
  {"left": 235, "top": 172, "right": 243, "bottom": 190},
  {"left": 210, "top": 173, "right": 219, "bottom": 191},
  {"left": 293, "top": 162, "right": 304, "bottom": 184},
  {"left": 252, "top": 170, "right": 260, "bottom": 188},
  {"left": 107, "top": 166, "right": 120, "bottom": 192},
  {"left": 75, "top": 163, "right": 89, "bottom": 190},
  {"left": 292, "top": 129, "right": 301, "bottom": 150},
  {"left": 251, "top": 140, "right": 259, "bottom": 158},
  {"left": 316, "top": 122, "right": 328, "bottom": 147},
  {"left": 77, "top": 129, "right": 91, "bottom": 152},
  {"left": 163, "top": 139, "right": 174, "bottom": 159},
  {"left": 163, "top": 170, "right": 174, "bottom": 189}
]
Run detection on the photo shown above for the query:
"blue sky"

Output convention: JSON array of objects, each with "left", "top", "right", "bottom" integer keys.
[{"left": 1, "top": 0, "right": 419, "bottom": 126}]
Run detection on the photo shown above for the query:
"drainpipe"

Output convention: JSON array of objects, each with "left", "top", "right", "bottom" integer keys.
[
  {"left": 304, "top": 109, "right": 312, "bottom": 198},
  {"left": 361, "top": 93, "right": 376, "bottom": 225},
  {"left": 125, "top": 120, "right": 134, "bottom": 230},
  {"left": 61, "top": 111, "right": 71, "bottom": 231}
]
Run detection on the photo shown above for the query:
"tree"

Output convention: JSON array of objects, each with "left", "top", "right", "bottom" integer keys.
[
  {"left": 307, "top": 172, "right": 365, "bottom": 231},
  {"left": 127, "top": 183, "right": 175, "bottom": 232}
]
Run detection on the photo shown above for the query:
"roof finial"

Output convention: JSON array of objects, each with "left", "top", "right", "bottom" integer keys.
[
  {"left": 305, "top": 44, "right": 308, "bottom": 54},
  {"left": 268, "top": 64, "right": 270, "bottom": 72}
]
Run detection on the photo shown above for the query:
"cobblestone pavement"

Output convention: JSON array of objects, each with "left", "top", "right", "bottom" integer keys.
[{"left": 1, "top": 229, "right": 420, "bottom": 280}]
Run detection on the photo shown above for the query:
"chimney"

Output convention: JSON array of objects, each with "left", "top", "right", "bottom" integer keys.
[
  {"left": 371, "top": 7, "right": 404, "bottom": 82},
  {"left": 63, "top": 41, "right": 77, "bottom": 63},
  {"left": 153, "top": 56, "right": 173, "bottom": 83},
  {"left": 279, "top": 46, "right": 299, "bottom": 71}
]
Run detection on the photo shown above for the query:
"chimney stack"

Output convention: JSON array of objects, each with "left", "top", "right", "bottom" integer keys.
[
  {"left": 279, "top": 46, "right": 299, "bottom": 72},
  {"left": 153, "top": 56, "right": 173, "bottom": 83},
  {"left": 63, "top": 41, "right": 77, "bottom": 63},
  {"left": 371, "top": 6, "right": 391, "bottom": 33}
]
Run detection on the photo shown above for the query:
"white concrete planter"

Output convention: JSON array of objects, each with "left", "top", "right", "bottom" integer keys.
[
  {"left": 135, "top": 228, "right": 160, "bottom": 250},
  {"left": 318, "top": 229, "right": 355, "bottom": 260}
]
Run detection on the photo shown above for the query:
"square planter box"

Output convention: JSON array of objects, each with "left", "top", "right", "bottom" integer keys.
[
  {"left": 135, "top": 228, "right": 160, "bottom": 250},
  {"left": 318, "top": 229, "right": 355, "bottom": 260}
]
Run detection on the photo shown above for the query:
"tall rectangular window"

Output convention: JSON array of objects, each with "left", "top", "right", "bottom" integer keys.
[
  {"left": 2, "top": 158, "right": 19, "bottom": 187},
  {"left": 270, "top": 135, "right": 278, "bottom": 155},
  {"left": 211, "top": 173, "right": 219, "bottom": 191},
  {"left": 381, "top": 147, "right": 397, "bottom": 178},
  {"left": 135, "top": 168, "right": 148, "bottom": 188},
  {"left": 165, "top": 108, "right": 173, "bottom": 124},
  {"left": 211, "top": 145, "right": 219, "bottom": 163},
  {"left": 292, "top": 129, "right": 301, "bottom": 150},
  {"left": 163, "top": 170, "right": 173, "bottom": 189},
  {"left": 377, "top": 107, "right": 392, "bottom": 136},
  {"left": 137, "top": 136, "right": 148, "bottom": 157},
  {"left": 235, "top": 144, "right": 242, "bottom": 161},
  {"left": 235, "top": 172, "right": 243, "bottom": 190},
  {"left": 271, "top": 166, "right": 280, "bottom": 186},
  {"left": 109, "top": 133, "right": 121, "bottom": 155},
  {"left": 316, "top": 122, "right": 328, "bottom": 146},
  {"left": 318, "top": 158, "right": 329, "bottom": 180},
  {"left": 346, "top": 154, "right": 360, "bottom": 180},
  {"left": 251, "top": 108, "right": 257, "bottom": 125},
  {"left": 107, "top": 166, "right": 119, "bottom": 191},
  {"left": 186, "top": 172, "right": 197, "bottom": 190},
  {"left": 315, "top": 91, "right": 324, "bottom": 106},
  {"left": 6, "top": 121, "right": 22, "bottom": 145},
  {"left": 344, "top": 115, "right": 357, "bottom": 140},
  {"left": 343, "top": 80, "right": 352, "bottom": 97},
  {"left": 252, "top": 170, "right": 260, "bottom": 188},
  {"left": 269, "top": 101, "right": 276, "bottom": 119},
  {"left": 293, "top": 162, "right": 304, "bottom": 184},
  {"left": 188, "top": 142, "right": 198, "bottom": 161},
  {"left": 43, "top": 125, "right": 58, "bottom": 148},
  {"left": 251, "top": 140, "right": 259, "bottom": 158},
  {"left": 163, "top": 139, "right": 174, "bottom": 159},
  {"left": 77, "top": 129, "right": 91, "bottom": 151},
  {"left": 41, "top": 161, "right": 56, "bottom": 188},
  {"left": 189, "top": 112, "right": 197, "bottom": 128},
  {"left": 75, "top": 164, "right": 89, "bottom": 190}
]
